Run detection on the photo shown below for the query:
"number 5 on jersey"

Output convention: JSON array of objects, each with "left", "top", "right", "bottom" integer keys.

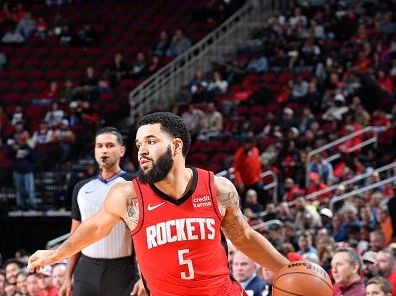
[{"left": 178, "top": 249, "right": 195, "bottom": 280}]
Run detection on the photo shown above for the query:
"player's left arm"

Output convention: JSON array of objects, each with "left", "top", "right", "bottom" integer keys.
[{"left": 215, "top": 176, "right": 289, "bottom": 273}]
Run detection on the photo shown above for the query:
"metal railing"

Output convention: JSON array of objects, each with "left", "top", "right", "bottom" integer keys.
[
  {"left": 251, "top": 219, "right": 283, "bottom": 231},
  {"left": 305, "top": 126, "right": 381, "bottom": 187},
  {"left": 305, "top": 162, "right": 396, "bottom": 201},
  {"left": 217, "top": 168, "right": 278, "bottom": 204},
  {"left": 261, "top": 170, "right": 278, "bottom": 204},
  {"left": 129, "top": 0, "right": 274, "bottom": 123},
  {"left": 329, "top": 175, "right": 396, "bottom": 211}
]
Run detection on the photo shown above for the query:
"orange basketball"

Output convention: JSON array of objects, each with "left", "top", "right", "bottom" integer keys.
[{"left": 272, "top": 261, "right": 333, "bottom": 296}]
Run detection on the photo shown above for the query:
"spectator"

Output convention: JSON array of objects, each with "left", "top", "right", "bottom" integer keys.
[
  {"left": 305, "top": 172, "right": 331, "bottom": 202},
  {"left": 197, "top": 102, "right": 223, "bottom": 140},
  {"left": 362, "top": 251, "right": 379, "bottom": 279},
  {"left": 376, "top": 249, "right": 396, "bottom": 296},
  {"left": 130, "top": 52, "right": 147, "bottom": 79},
  {"left": 181, "top": 104, "right": 204, "bottom": 140},
  {"left": 208, "top": 71, "right": 228, "bottom": 95},
  {"left": 290, "top": 76, "right": 309, "bottom": 101},
  {"left": 322, "top": 94, "right": 349, "bottom": 121},
  {"left": 166, "top": 29, "right": 191, "bottom": 56},
  {"left": 378, "top": 206, "right": 394, "bottom": 245},
  {"left": 77, "top": 24, "right": 99, "bottom": 46},
  {"left": 51, "top": 263, "right": 66, "bottom": 290},
  {"left": 232, "top": 251, "right": 268, "bottom": 296},
  {"left": 280, "top": 107, "right": 297, "bottom": 135},
  {"left": 232, "top": 133, "right": 265, "bottom": 205},
  {"left": 16, "top": 12, "right": 36, "bottom": 39},
  {"left": 293, "top": 197, "right": 322, "bottom": 231},
  {"left": 297, "top": 231, "right": 318, "bottom": 257},
  {"left": 60, "top": 79, "right": 76, "bottom": 103},
  {"left": 76, "top": 66, "right": 99, "bottom": 101},
  {"left": 35, "top": 16, "right": 48, "bottom": 39},
  {"left": 4, "top": 281, "right": 16, "bottom": 296},
  {"left": 41, "top": 81, "right": 60, "bottom": 101},
  {"left": 146, "top": 55, "right": 160, "bottom": 77},
  {"left": 189, "top": 68, "right": 209, "bottom": 101},
  {"left": 106, "top": 52, "right": 129, "bottom": 85},
  {"left": 52, "top": 119, "right": 76, "bottom": 162},
  {"left": 31, "top": 120, "right": 53, "bottom": 147},
  {"left": 247, "top": 55, "right": 268, "bottom": 73},
  {"left": 8, "top": 132, "right": 37, "bottom": 209},
  {"left": 4, "top": 259, "right": 24, "bottom": 288},
  {"left": 282, "top": 178, "right": 301, "bottom": 202},
  {"left": 370, "top": 230, "right": 387, "bottom": 252},
  {"left": 59, "top": 25, "right": 74, "bottom": 45},
  {"left": 44, "top": 103, "right": 64, "bottom": 127},
  {"left": 366, "top": 276, "right": 393, "bottom": 296},
  {"left": 0, "top": 271, "right": 4, "bottom": 296},
  {"left": 319, "top": 208, "right": 333, "bottom": 232},
  {"left": 244, "top": 189, "right": 264, "bottom": 215},
  {"left": 307, "top": 154, "right": 334, "bottom": 185},
  {"left": 153, "top": 30, "right": 169, "bottom": 57},
  {"left": 259, "top": 266, "right": 274, "bottom": 296},
  {"left": 315, "top": 233, "right": 335, "bottom": 272},
  {"left": 16, "top": 271, "right": 28, "bottom": 295},
  {"left": 26, "top": 273, "right": 39, "bottom": 296},
  {"left": 10, "top": 105, "right": 25, "bottom": 127},
  {"left": 359, "top": 205, "right": 378, "bottom": 230},
  {"left": 36, "top": 266, "right": 57, "bottom": 296},
  {"left": 331, "top": 248, "right": 365, "bottom": 296}
]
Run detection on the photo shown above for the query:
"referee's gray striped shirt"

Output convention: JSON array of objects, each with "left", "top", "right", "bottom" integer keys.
[{"left": 71, "top": 172, "right": 134, "bottom": 259}]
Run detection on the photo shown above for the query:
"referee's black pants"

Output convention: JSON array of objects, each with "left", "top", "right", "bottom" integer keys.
[{"left": 73, "top": 254, "right": 138, "bottom": 296}]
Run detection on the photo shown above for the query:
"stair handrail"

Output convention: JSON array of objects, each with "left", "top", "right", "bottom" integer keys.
[
  {"left": 329, "top": 175, "right": 396, "bottom": 211},
  {"left": 305, "top": 126, "right": 381, "bottom": 187},
  {"left": 129, "top": 0, "right": 273, "bottom": 123},
  {"left": 305, "top": 161, "right": 396, "bottom": 201}
]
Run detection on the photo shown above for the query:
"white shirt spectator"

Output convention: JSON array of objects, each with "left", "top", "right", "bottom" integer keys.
[
  {"left": 182, "top": 106, "right": 204, "bottom": 135},
  {"left": 45, "top": 103, "right": 65, "bottom": 127}
]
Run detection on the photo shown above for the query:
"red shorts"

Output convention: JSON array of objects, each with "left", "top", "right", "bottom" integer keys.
[{"left": 218, "top": 280, "right": 248, "bottom": 296}]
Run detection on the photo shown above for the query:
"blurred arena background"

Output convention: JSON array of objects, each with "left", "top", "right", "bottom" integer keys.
[{"left": 0, "top": 0, "right": 395, "bottom": 293}]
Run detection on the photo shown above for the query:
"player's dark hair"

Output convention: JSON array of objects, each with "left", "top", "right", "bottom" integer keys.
[
  {"left": 137, "top": 112, "right": 191, "bottom": 157},
  {"left": 95, "top": 127, "right": 123, "bottom": 145}
]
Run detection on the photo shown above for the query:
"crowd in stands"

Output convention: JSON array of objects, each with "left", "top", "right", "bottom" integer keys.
[
  {"left": 0, "top": 0, "right": 396, "bottom": 295},
  {"left": 0, "top": 251, "right": 66, "bottom": 296},
  {"left": 171, "top": 0, "right": 396, "bottom": 294},
  {"left": 0, "top": 0, "right": 245, "bottom": 210}
]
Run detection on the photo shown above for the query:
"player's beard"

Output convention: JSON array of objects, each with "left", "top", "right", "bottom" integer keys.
[{"left": 138, "top": 145, "right": 173, "bottom": 184}]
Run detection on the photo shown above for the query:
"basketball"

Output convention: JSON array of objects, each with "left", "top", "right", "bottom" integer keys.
[{"left": 272, "top": 261, "right": 333, "bottom": 296}]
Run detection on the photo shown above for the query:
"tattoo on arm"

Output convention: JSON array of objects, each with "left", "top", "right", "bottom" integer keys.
[
  {"left": 127, "top": 196, "right": 139, "bottom": 228},
  {"left": 216, "top": 177, "right": 248, "bottom": 241}
]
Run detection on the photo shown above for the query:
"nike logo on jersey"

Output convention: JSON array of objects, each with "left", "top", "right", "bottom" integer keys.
[{"left": 147, "top": 202, "right": 165, "bottom": 211}]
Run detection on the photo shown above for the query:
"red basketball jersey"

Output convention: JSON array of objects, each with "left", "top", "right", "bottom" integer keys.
[{"left": 131, "top": 167, "right": 243, "bottom": 296}]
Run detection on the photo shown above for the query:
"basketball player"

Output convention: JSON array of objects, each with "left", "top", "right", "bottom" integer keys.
[
  {"left": 58, "top": 127, "right": 145, "bottom": 296},
  {"left": 28, "top": 112, "right": 288, "bottom": 296}
]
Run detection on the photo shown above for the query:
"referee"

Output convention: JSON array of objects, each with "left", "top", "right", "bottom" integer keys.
[{"left": 59, "top": 127, "right": 146, "bottom": 296}]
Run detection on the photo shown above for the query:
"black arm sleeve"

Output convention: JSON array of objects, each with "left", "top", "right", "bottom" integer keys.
[{"left": 71, "top": 179, "right": 91, "bottom": 221}]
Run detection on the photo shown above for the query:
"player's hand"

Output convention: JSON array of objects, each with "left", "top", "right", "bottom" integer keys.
[
  {"left": 130, "top": 279, "right": 147, "bottom": 296},
  {"left": 58, "top": 277, "right": 72, "bottom": 296},
  {"left": 27, "top": 250, "right": 58, "bottom": 272}
]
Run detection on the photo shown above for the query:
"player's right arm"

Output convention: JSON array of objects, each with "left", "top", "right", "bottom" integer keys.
[{"left": 28, "top": 181, "right": 137, "bottom": 272}]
